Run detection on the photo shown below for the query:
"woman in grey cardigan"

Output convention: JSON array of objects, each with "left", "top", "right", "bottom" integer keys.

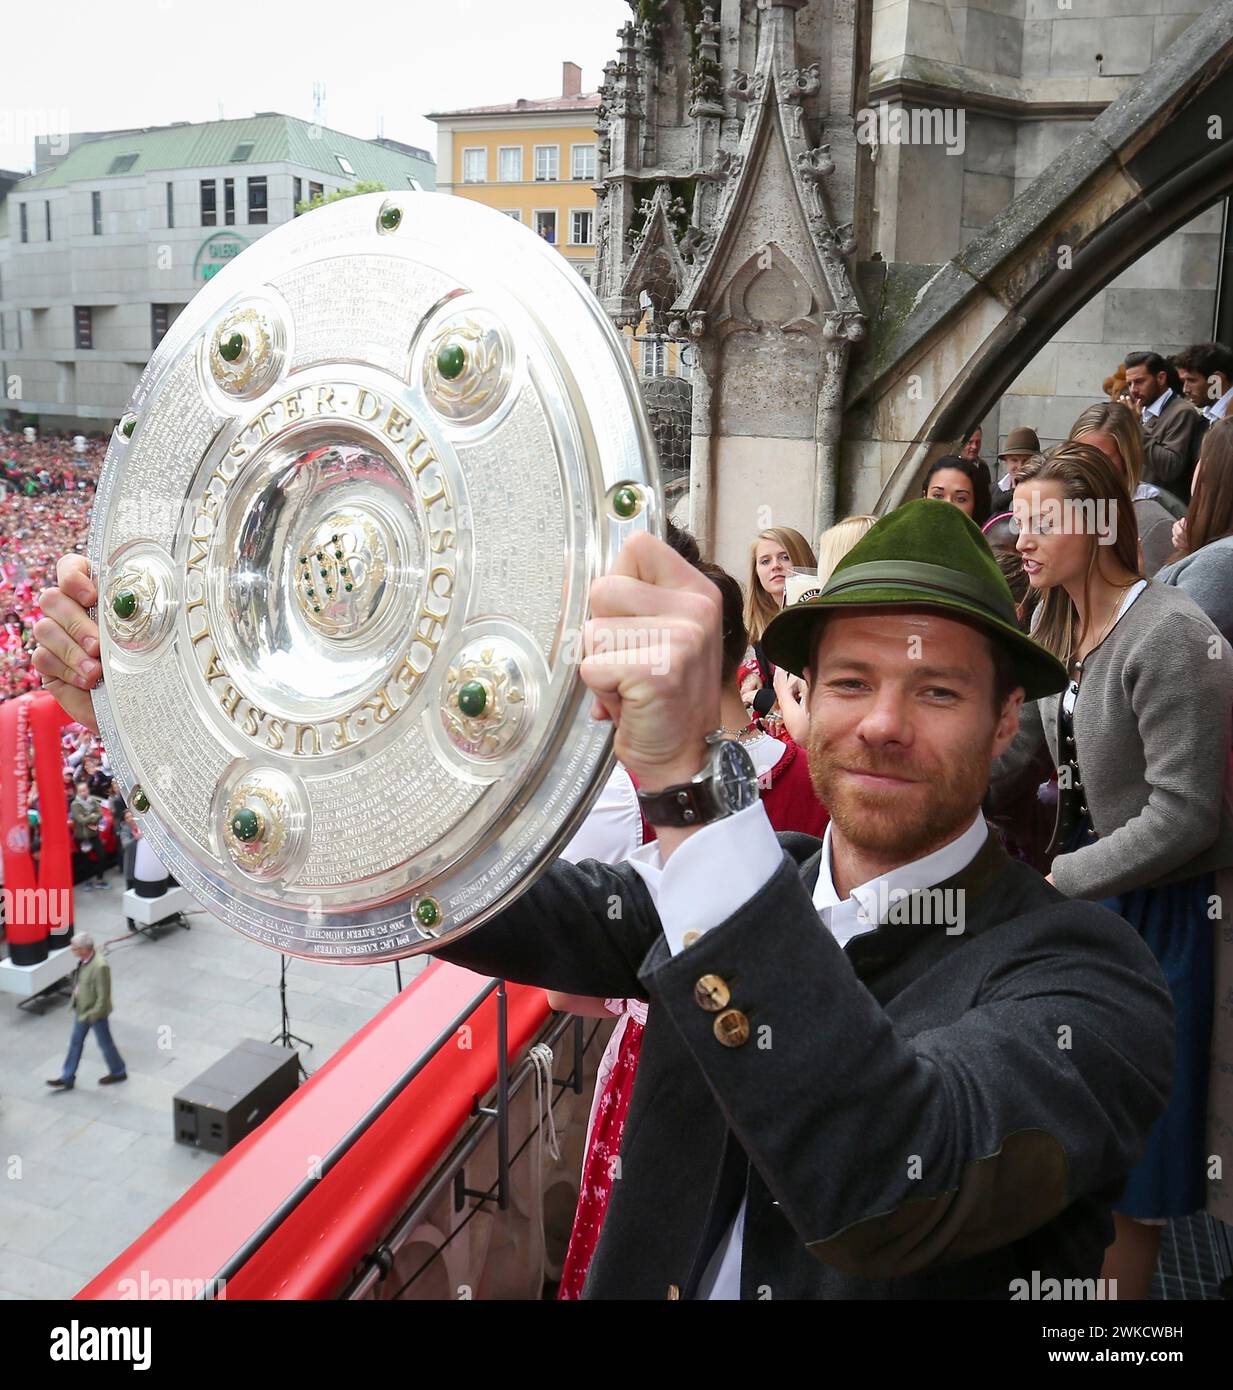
[
  {"left": 1006, "top": 440, "right": 1233, "bottom": 1299},
  {"left": 1156, "top": 418, "right": 1233, "bottom": 642}
]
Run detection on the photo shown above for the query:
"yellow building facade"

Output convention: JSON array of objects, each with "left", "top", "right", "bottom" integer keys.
[{"left": 427, "top": 63, "right": 600, "bottom": 286}]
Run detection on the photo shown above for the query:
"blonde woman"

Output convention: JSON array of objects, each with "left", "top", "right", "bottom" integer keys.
[
  {"left": 738, "top": 526, "right": 815, "bottom": 729},
  {"left": 773, "top": 515, "right": 877, "bottom": 742},
  {"left": 1071, "top": 401, "right": 1180, "bottom": 575},
  {"left": 1000, "top": 440, "right": 1233, "bottom": 1297}
]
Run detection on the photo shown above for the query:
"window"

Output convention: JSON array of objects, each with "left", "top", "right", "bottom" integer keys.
[
  {"left": 534, "top": 145, "right": 559, "bottom": 181},
  {"left": 335, "top": 154, "right": 355, "bottom": 175},
  {"left": 45, "top": 200, "right": 51, "bottom": 240},
  {"left": 571, "top": 144, "right": 596, "bottom": 181},
  {"left": 406, "top": 175, "right": 422, "bottom": 190},
  {"left": 74, "top": 306, "right": 93, "bottom": 350},
  {"left": 462, "top": 148, "right": 487, "bottom": 183},
  {"left": 570, "top": 209, "right": 593, "bottom": 245},
  {"left": 502, "top": 209, "right": 522, "bottom": 222},
  {"left": 533, "top": 209, "right": 557, "bottom": 244},
  {"left": 309, "top": 181, "right": 323, "bottom": 205},
  {"left": 91, "top": 191, "right": 102, "bottom": 235},
  {"left": 247, "top": 176, "right": 268, "bottom": 224},
  {"left": 230, "top": 142, "right": 254, "bottom": 162},
  {"left": 107, "top": 153, "right": 138, "bottom": 175},
  {"left": 166, "top": 181, "right": 174, "bottom": 228},
  {"left": 223, "top": 178, "right": 235, "bottom": 225},
  {"left": 574, "top": 263, "right": 593, "bottom": 287},
  {"left": 641, "top": 339, "right": 666, "bottom": 378},
  {"left": 151, "top": 303, "right": 171, "bottom": 347},
  {"left": 498, "top": 147, "right": 523, "bottom": 182},
  {"left": 293, "top": 176, "right": 302, "bottom": 213},
  {"left": 18, "top": 203, "right": 27, "bottom": 243},
  {"left": 201, "top": 179, "right": 217, "bottom": 226}
]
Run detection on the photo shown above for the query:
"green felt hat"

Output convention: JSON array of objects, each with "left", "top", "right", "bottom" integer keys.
[{"left": 761, "top": 498, "right": 1068, "bottom": 700}]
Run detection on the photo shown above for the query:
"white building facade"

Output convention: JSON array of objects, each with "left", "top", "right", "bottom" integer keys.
[{"left": 0, "top": 115, "right": 434, "bottom": 430}]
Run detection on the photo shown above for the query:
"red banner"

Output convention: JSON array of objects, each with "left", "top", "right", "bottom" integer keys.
[{"left": 1, "top": 692, "right": 76, "bottom": 962}]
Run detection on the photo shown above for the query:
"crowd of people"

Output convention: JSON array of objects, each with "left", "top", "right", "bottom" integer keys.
[
  {"left": 0, "top": 427, "right": 132, "bottom": 887},
  {"left": 1, "top": 427, "right": 104, "bottom": 706}
]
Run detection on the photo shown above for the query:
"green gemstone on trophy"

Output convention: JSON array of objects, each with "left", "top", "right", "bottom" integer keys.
[
  {"left": 231, "top": 807, "right": 261, "bottom": 842},
  {"left": 612, "top": 485, "right": 640, "bottom": 519},
  {"left": 458, "top": 679, "right": 487, "bottom": 717},
  {"left": 437, "top": 343, "right": 466, "bottom": 380},
  {"left": 121, "top": 416, "right": 136, "bottom": 438},
  {"left": 380, "top": 206, "right": 401, "bottom": 231},
  {"left": 112, "top": 589, "right": 137, "bottom": 620},
  {"left": 131, "top": 787, "right": 149, "bottom": 813},
  {"left": 218, "top": 331, "right": 245, "bottom": 362},
  {"left": 415, "top": 897, "right": 441, "bottom": 928}
]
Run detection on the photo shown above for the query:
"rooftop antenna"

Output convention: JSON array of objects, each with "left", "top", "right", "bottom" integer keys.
[{"left": 312, "top": 81, "right": 326, "bottom": 129}]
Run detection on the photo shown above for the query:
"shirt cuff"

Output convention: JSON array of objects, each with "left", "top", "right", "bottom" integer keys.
[{"left": 625, "top": 801, "right": 781, "bottom": 955}]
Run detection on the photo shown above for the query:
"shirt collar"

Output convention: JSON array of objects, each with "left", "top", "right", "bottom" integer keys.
[
  {"left": 1203, "top": 383, "right": 1233, "bottom": 421},
  {"left": 812, "top": 810, "right": 988, "bottom": 948},
  {"left": 1144, "top": 386, "right": 1172, "bottom": 419}
]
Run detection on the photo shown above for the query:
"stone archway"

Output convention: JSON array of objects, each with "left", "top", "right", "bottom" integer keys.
[{"left": 841, "top": 5, "right": 1233, "bottom": 515}]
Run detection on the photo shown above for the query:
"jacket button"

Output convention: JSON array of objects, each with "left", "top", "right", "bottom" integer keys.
[
  {"left": 682, "top": 930, "right": 701, "bottom": 948},
  {"left": 694, "top": 974, "right": 731, "bottom": 1012},
  {"left": 713, "top": 1008, "right": 750, "bottom": 1047}
]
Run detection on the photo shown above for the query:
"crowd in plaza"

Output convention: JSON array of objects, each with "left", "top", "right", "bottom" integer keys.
[{"left": 0, "top": 426, "right": 133, "bottom": 888}]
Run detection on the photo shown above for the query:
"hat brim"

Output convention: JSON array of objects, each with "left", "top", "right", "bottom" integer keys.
[{"left": 762, "top": 588, "right": 1068, "bottom": 702}]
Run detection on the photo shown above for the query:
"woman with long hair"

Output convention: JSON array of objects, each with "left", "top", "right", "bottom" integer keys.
[
  {"left": 1070, "top": 400, "right": 1178, "bottom": 574},
  {"left": 1156, "top": 418, "right": 1233, "bottom": 642},
  {"left": 738, "top": 526, "right": 816, "bottom": 732},
  {"left": 1004, "top": 440, "right": 1233, "bottom": 1298},
  {"left": 920, "top": 454, "right": 992, "bottom": 526}
]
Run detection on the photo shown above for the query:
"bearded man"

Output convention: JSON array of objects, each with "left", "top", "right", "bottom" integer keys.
[{"left": 32, "top": 500, "right": 1172, "bottom": 1299}]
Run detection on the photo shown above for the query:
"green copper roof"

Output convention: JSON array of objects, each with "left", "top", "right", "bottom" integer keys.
[{"left": 16, "top": 115, "right": 435, "bottom": 191}]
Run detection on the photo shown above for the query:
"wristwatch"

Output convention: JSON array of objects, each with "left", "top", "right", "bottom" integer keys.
[{"left": 636, "top": 730, "right": 761, "bottom": 828}]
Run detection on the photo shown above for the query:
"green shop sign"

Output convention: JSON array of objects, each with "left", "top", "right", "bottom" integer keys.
[{"left": 193, "top": 233, "right": 251, "bottom": 283}]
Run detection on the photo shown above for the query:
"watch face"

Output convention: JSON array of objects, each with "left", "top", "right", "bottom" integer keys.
[{"left": 713, "top": 739, "right": 760, "bottom": 815}]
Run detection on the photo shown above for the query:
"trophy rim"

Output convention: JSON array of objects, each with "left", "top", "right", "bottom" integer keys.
[{"left": 88, "top": 191, "right": 664, "bottom": 963}]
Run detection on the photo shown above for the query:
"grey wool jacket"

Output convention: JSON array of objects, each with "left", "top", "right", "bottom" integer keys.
[
  {"left": 991, "top": 580, "right": 1233, "bottom": 900},
  {"left": 437, "top": 829, "right": 1173, "bottom": 1298},
  {"left": 1156, "top": 535, "right": 1233, "bottom": 645}
]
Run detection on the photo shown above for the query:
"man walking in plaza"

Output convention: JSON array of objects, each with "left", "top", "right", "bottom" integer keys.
[{"left": 46, "top": 933, "right": 127, "bottom": 1090}]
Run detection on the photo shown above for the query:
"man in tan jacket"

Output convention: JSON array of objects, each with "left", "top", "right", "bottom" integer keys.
[{"left": 46, "top": 934, "right": 127, "bottom": 1090}]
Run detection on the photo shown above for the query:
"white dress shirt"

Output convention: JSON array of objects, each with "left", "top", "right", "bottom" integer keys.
[
  {"left": 1143, "top": 386, "right": 1172, "bottom": 420},
  {"left": 624, "top": 798, "right": 989, "bottom": 1298}
]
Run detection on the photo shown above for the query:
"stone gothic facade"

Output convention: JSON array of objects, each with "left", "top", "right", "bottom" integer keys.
[{"left": 593, "top": 0, "right": 869, "bottom": 573}]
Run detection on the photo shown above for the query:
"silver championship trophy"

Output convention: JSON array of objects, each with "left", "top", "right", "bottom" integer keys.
[{"left": 88, "top": 192, "right": 662, "bottom": 963}]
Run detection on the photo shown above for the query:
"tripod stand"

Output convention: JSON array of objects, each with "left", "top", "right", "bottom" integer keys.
[{"left": 270, "top": 954, "right": 313, "bottom": 1079}]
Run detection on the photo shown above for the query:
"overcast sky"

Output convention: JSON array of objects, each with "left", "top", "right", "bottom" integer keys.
[{"left": 0, "top": 0, "right": 632, "bottom": 172}]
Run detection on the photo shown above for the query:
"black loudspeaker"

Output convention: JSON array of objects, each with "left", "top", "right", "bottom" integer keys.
[{"left": 173, "top": 1039, "right": 300, "bottom": 1154}]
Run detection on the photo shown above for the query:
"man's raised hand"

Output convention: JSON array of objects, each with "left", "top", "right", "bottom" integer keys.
[
  {"left": 581, "top": 531, "right": 722, "bottom": 794},
  {"left": 32, "top": 553, "right": 102, "bottom": 734}
]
